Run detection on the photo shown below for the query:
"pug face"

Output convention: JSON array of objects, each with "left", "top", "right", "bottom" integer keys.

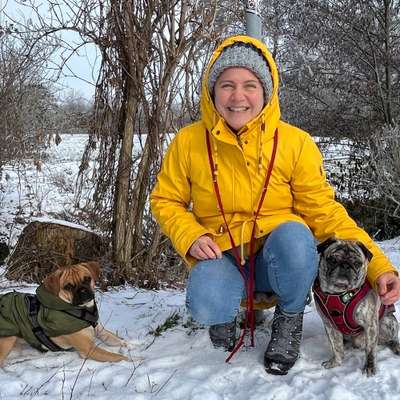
[
  {"left": 317, "top": 239, "right": 373, "bottom": 294},
  {"left": 43, "top": 261, "right": 100, "bottom": 306}
]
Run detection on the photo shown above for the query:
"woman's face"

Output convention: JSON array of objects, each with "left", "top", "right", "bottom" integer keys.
[{"left": 214, "top": 67, "right": 264, "bottom": 131}]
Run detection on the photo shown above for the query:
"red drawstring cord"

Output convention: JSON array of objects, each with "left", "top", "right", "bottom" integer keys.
[{"left": 205, "top": 128, "right": 279, "bottom": 362}]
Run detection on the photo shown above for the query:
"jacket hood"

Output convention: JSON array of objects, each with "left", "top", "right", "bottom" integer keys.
[{"left": 200, "top": 35, "right": 281, "bottom": 138}]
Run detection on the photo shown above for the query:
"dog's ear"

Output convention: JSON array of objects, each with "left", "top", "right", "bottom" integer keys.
[
  {"left": 84, "top": 261, "right": 101, "bottom": 281},
  {"left": 43, "top": 270, "right": 61, "bottom": 296},
  {"left": 356, "top": 242, "right": 373, "bottom": 262},
  {"left": 317, "top": 237, "right": 337, "bottom": 254}
]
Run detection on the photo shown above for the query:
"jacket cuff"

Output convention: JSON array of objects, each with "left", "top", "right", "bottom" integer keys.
[
  {"left": 178, "top": 229, "right": 214, "bottom": 268},
  {"left": 367, "top": 259, "right": 398, "bottom": 291}
]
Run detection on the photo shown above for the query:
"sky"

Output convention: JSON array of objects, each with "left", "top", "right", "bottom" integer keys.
[
  {"left": 2, "top": 0, "right": 99, "bottom": 100},
  {"left": 54, "top": 32, "right": 100, "bottom": 101},
  {"left": 1, "top": 134, "right": 400, "bottom": 400}
]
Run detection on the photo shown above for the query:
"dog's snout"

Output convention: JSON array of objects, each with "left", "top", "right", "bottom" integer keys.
[
  {"left": 73, "top": 286, "right": 95, "bottom": 306},
  {"left": 333, "top": 274, "right": 351, "bottom": 290},
  {"left": 79, "top": 287, "right": 94, "bottom": 299}
]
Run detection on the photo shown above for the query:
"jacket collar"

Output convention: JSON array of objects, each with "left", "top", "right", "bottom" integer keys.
[{"left": 36, "top": 285, "right": 92, "bottom": 312}]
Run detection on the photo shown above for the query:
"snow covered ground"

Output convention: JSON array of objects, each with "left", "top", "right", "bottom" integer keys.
[
  {"left": 0, "top": 135, "right": 400, "bottom": 399},
  {"left": 0, "top": 133, "right": 92, "bottom": 245},
  {"left": 1, "top": 249, "right": 400, "bottom": 400}
]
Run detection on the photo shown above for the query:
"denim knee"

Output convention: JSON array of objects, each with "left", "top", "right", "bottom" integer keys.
[
  {"left": 262, "top": 222, "right": 318, "bottom": 313},
  {"left": 267, "top": 222, "right": 316, "bottom": 265},
  {"left": 186, "top": 255, "right": 244, "bottom": 325}
]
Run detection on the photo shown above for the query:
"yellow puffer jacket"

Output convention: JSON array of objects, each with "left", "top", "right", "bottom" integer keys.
[{"left": 150, "top": 35, "right": 396, "bottom": 287}]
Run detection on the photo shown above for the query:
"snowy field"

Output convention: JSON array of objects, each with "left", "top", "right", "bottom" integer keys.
[
  {"left": 0, "top": 134, "right": 400, "bottom": 399},
  {"left": 0, "top": 133, "right": 92, "bottom": 245}
]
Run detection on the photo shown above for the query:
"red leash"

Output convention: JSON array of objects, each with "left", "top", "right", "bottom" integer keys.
[{"left": 205, "top": 128, "right": 279, "bottom": 362}]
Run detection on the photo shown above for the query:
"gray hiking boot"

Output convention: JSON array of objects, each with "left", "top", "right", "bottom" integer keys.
[
  {"left": 209, "top": 319, "right": 237, "bottom": 351},
  {"left": 264, "top": 306, "right": 304, "bottom": 375}
]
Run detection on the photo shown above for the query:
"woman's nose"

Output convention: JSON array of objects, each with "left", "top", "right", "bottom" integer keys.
[{"left": 230, "top": 87, "right": 245, "bottom": 101}]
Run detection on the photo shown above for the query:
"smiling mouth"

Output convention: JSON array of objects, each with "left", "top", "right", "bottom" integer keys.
[{"left": 227, "top": 106, "right": 250, "bottom": 112}]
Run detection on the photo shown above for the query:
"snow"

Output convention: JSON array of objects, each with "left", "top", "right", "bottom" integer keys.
[
  {"left": 31, "top": 216, "right": 94, "bottom": 233},
  {"left": 2, "top": 277, "right": 400, "bottom": 399},
  {"left": 0, "top": 133, "right": 92, "bottom": 245},
  {"left": 1, "top": 134, "right": 400, "bottom": 399}
]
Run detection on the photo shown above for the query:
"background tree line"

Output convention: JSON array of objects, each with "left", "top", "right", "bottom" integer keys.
[
  {"left": 0, "top": 23, "right": 92, "bottom": 174},
  {"left": 1, "top": 0, "right": 400, "bottom": 286}
]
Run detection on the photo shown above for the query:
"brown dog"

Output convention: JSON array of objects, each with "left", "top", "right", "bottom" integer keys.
[{"left": 0, "top": 261, "right": 130, "bottom": 365}]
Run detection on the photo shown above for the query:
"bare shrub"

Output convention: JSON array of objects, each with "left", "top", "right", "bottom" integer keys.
[
  {"left": 0, "top": 29, "right": 59, "bottom": 170},
  {"left": 363, "top": 124, "right": 400, "bottom": 235},
  {"left": 326, "top": 123, "right": 400, "bottom": 240}
]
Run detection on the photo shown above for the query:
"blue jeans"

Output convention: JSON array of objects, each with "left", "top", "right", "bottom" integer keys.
[{"left": 186, "top": 222, "right": 318, "bottom": 325}]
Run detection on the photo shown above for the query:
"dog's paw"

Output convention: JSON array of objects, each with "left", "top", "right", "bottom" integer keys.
[
  {"left": 388, "top": 341, "right": 400, "bottom": 355},
  {"left": 362, "top": 357, "right": 377, "bottom": 377},
  {"left": 123, "top": 350, "right": 145, "bottom": 362},
  {"left": 119, "top": 340, "right": 131, "bottom": 348},
  {"left": 362, "top": 352, "right": 377, "bottom": 377},
  {"left": 120, "top": 339, "right": 143, "bottom": 351},
  {"left": 119, "top": 341, "right": 145, "bottom": 362},
  {"left": 322, "top": 358, "right": 341, "bottom": 369},
  {"left": 362, "top": 364, "right": 376, "bottom": 377}
]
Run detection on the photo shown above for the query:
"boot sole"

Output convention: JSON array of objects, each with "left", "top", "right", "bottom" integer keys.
[{"left": 264, "top": 358, "right": 294, "bottom": 375}]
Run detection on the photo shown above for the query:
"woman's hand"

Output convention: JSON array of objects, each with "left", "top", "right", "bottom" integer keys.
[
  {"left": 189, "top": 235, "right": 223, "bottom": 260},
  {"left": 376, "top": 272, "right": 400, "bottom": 305}
]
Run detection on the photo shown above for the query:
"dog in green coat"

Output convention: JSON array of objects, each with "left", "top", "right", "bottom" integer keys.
[{"left": 0, "top": 261, "right": 130, "bottom": 364}]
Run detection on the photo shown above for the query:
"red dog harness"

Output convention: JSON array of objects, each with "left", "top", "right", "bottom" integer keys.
[{"left": 313, "top": 279, "right": 386, "bottom": 336}]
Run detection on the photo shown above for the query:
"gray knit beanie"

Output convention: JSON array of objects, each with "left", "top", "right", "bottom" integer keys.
[{"left": 208, "top": 42, "right": 273, "bottom": 102}]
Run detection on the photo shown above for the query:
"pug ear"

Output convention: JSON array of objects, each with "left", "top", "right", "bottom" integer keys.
[
  {"left": 356, "top": 242, "right": 373, "bottom": 262},
  {"left": 43, "top": 270, "right": 61, "bottom": 296},
  {"left": 84, "top": 261, "right": 101, "bottom": 281},
  {"left": 317, "top": 237, "right": 337, "bottom": 254}
]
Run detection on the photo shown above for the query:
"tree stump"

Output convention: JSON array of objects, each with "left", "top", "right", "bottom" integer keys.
[{"left": 6, "top": 220, "right": 106, "bottom": 283}]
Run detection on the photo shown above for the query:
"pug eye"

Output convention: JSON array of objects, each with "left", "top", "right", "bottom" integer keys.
[
  {"left": 64, "top": 283, "right": 76, "bottom": 291},
  {"left": 350, "top": 261, "right": 362, "bottom": 271},
  {"left": 326, "top": 255, "right": 337, "bottom": 264},
  {"left": 83, "top": 276, "right": 91, "bottom": 284}
]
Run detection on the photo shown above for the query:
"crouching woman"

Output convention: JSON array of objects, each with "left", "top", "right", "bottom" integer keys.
[{"left": 150, "top": 35, "right": 400, "bottom": 375}]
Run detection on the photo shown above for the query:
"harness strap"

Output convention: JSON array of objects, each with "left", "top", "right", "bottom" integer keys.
[
  {"left": 345, "top": 281, "right": 371, "bottom": 332},
  {"left": 206, "top": 128, "right": 279, "bottom": 362},
  {"left": 313, "top": 280, "right": 361, "bottom": 335},
  {"left": 24, "top": 295, "right": 100, "bottom": 352},
  {"left": 313, "top": 279, "right": 387, "bottom": 336},
  {"left": 25, "top": 294, "right": 70, "bottom": 352},
  {"left": 62, "top": 306, "right": 99, "bottom": 328}
]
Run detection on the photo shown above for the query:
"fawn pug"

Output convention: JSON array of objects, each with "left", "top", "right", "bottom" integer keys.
[{"left": 313, "top": 238, "right": 400, "bottom": 376}]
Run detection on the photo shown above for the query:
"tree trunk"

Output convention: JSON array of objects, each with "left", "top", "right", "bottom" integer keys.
[{"left": 113, "top": 89, "right": 137, "bottom": 266}]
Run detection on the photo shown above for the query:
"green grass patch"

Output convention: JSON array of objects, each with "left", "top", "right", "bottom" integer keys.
[{"left": 149, "top": 312, "right": 181, "bottom": 337}]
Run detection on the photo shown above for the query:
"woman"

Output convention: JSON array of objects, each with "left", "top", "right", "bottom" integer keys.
[{"left": 150, "top": 35, "right": 400, "bottom": 375}]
